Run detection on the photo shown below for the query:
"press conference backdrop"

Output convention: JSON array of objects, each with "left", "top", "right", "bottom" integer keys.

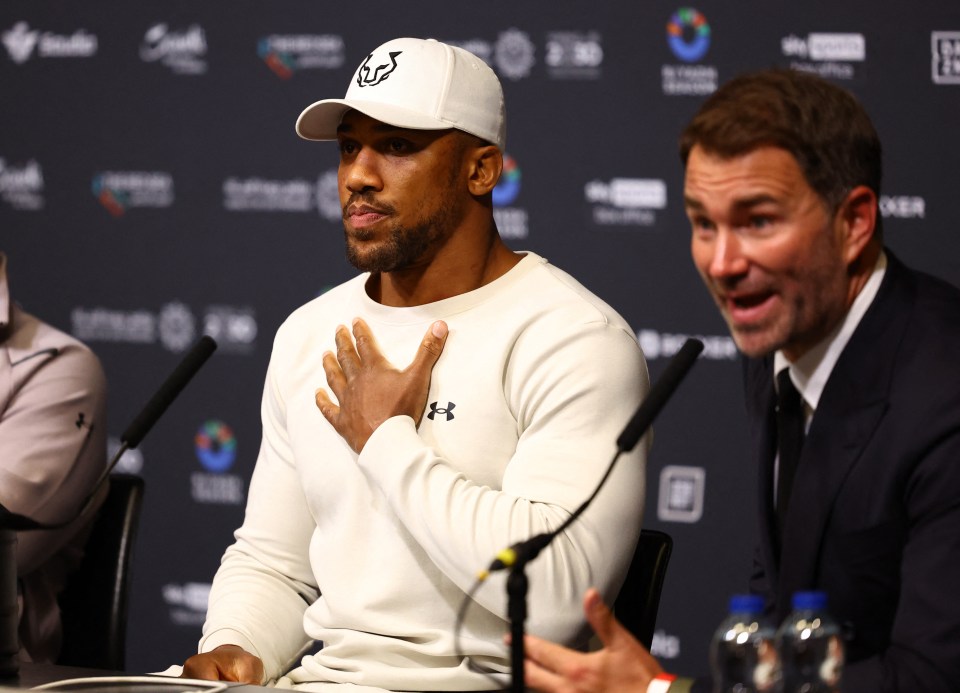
[{"left": 2, "top": 0, "right": 958, "bottom": 676}]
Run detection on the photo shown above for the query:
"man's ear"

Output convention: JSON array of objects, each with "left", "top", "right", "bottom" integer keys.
[
  {"left": 837, "top": 185, "right": 878, "bottom": 266},
  {"left": 466, "top": 146, "right": 503, "bottom": 197}
]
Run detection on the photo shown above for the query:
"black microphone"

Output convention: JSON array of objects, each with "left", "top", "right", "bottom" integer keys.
[
  {"left": 485, "top": 337, "right": 704, "bottom": 574},
  {"left": 121, "top": 335, "right": 218, "bottom": 448},
  {"left": 0, "top": 335, "right": 218, "bottom": 531},
  {"left": 617, "top": 337, "right": 704, "bottom": 452}
]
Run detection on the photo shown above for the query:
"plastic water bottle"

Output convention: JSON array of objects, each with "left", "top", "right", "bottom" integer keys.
[
  {"left": 775, "top": 591, "right": 844, "bottom": 692},
  {"left": 709, "top": 594, "right": 778, "bottom": 692}
]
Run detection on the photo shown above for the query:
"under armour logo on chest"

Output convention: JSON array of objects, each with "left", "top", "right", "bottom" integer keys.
[{"left": 427, "top": 401, "right": 456, "bottom": 421}]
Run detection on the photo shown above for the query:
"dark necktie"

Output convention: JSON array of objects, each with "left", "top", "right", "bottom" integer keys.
[{"left": 776, "top": 368, "right": 805, "bottom": 533}]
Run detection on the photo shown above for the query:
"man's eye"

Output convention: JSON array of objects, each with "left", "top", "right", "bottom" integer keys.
[
  {"left": 387, "top": 139, "right": 410, "bottom": 153},
  {"left": 339, "top": 141, "right": 357, "bottom": 155}
]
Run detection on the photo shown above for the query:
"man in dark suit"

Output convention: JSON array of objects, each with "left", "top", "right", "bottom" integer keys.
[{"left": 520, "top": 69, "right": 960, "bottom": 692}]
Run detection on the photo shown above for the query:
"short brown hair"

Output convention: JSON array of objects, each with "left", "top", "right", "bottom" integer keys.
[{"left": 679, "top": 69, "right": 882, "bottom": 214}]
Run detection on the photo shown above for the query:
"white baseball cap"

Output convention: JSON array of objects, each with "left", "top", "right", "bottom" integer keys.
[{"left": 295, "top": 37, "right": 506, "bottom": 151}]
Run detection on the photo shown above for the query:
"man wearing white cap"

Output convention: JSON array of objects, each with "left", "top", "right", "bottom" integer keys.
[{"left": 181, "top": 38, "right": 648, "bottom": 692}]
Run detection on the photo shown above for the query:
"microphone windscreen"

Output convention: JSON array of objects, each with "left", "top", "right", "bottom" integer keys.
[
  {"left": 616, "top": 338, "right": 704, "bottom": 452},
  {"left": 121, "top": 335, "right": 217, "bottom": 448}
]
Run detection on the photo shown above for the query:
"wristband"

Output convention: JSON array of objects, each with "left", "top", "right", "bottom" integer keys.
[{"left": 647, "top": 672, "right": 677, "bottom": 693}]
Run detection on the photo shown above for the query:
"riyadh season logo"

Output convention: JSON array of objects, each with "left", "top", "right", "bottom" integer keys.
[
  {"left": 71, "top": 302, "right": 257, "bottom": 354},
  {"left": 223, "top": 176, "right": 314, "bottom": 212},
  {"left": 0, "top": 157, "right": 44, "bottom": 210},
  {"left": 545, "top": 31, "right": 603, "bottom": 79},
  {"left": 585, "top": 178, "right": 666, "bottom": 227},
  {"left": 492, "top": 154, "right": 528, "bottom": 240},
  {"left": 192, "top": 420, "right": 244, "bottom": 505},
  {"left": 92, "top": 171, "right": 174, "bottom": 217},
  {"left": 932, "top": 32, "right": 960, "bottom": 85},
  {"left": 2, "top": 21, "right": 97, "bottom": 63},
  {"left": 781, "top": 33, "right": 866, "bottom": 80},
  {"left": 257, "top": 34, "right": 345, "bottom": 79},
  {"left": 638, "top": 329, "right": 737, "bottom": 361},
  {"left": 140, "top": 23, "right": 208, "bottom": 74},
  {"left": 662, "top": 8, "right": 717, "bottom": 96},
  {"left": 162, "top": 582, "right": 210, "bottom": 626}
]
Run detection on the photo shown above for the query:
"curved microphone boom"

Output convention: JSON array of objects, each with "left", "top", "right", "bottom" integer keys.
[{"left": 484, "top": 337, "right": 704, "bottom": 575}]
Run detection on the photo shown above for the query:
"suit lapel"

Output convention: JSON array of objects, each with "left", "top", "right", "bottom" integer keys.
[{"left": 777, "top": 253, "right": 914, "bottom": 602}]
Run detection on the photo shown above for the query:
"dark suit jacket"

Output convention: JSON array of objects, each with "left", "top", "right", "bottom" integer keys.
[{"left": 743, "top": 252, "right": 960, "bottom": 691}]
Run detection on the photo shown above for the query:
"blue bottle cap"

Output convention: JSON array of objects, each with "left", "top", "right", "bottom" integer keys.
[
  {"left": 729, "top": 594, "right": 764, "bottom": 614},
  {"left": 792, "top": 591, "right": 828, "bottom": 610}
]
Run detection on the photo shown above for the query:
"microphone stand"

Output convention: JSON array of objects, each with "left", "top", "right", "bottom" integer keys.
[
  {"left": 508, "top": 567, "right": 528, "bottom": 693},
  {"left": 488, "top": 338, "right": 704, "bottom": 693}
]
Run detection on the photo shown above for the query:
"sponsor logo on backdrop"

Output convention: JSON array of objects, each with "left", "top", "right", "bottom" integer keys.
[
  {"left": 639, "top": 329, "right": 737, "bottom": 361},
  {"left": 662, "top": 8, "right": 717, "bottom": 96},
  {"left": 192, "top": 419, "right": 244, "bottom": 505},
  {"left": 107, "top": 437, "right": 144, "bottom": 474},
  {"left": 203, "top": 306, "right": 258, "bottom": 354},
  {"left": 445, "top": 38, "right": 492, "bottom": 64},
  {"left": 494, "top": 28, "right": 535, "bottom": 81},
  {"left": 585, "top": 178, "right": 666, "bottom": 227},
  {"left": 545, "top": 31, "right": 603, "bottom": 79},
  {"left": 651, "top": 630, "right": 681, "bottom": 659},
  {"left": 781, "top": 33, "right": 865, "bottom": 80},
  {"left": 72, "top": 302, "right": 257, "bottom": 354},
  {"left": 258, "top": 34, "right": 345, "bottom": 79},
  {"left": 2, "top": 21, "right": 97, "bottom": 63},
  {"left": 92, "top": 171, "right": 174, "bottom": 216},
  {"left": 0, "top": 157, "right": 44, "bottom": 210},
  {"left": 223, "top": 176, "right": 313, "bottom": 212},
  {"left": 163, "top": 582, "right": 210, "bottom": 626},
  {"left": 932, "top": 32, "right": 960, "bottom": 84},
  {"left": 316, "top": 170, "right": 342, "bottom": 222},
  {"left": 880, "top": 195, "right": 926, "bottom": 219},
  {"left": 492, "top": 154, "right": 528, "bottom": 239},
  {"left": 658, "top": 465, "right": 706, "bottom": 523},
  {"left": 140, "top": 23, "right": 208, "bottom": 74}
]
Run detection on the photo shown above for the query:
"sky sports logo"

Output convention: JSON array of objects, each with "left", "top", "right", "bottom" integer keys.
[
  {"left": 585, "top": 178, "right": 666, "bottom": 227},
  {"left": 782, "top": 32, "right": 865, "bottom": 80}
]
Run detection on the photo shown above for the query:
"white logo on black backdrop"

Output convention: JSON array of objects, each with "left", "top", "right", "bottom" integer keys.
[
  {"left": 658, "top": 465, "right": 706, "bottom": 524},
  {"left": 932, "top": 32, "right": 960, "bottom": 85},
  {"left": 651, "top": 630, "right": 681, "bottom": 659},
  {"left": 140, "top": 23, "right": 208, "bottom": 74},
  {"left": 585, "top": 178, "right": 666, "bottom": 227},
  {"left": 639, "top": 329, "right": 737, "bottom": 362},
  {"left": 880, "top": 195, "right": 926, "bottom": 219},
  {"left": 223, "top": 176, "right": 313, "bottom": 212},
  {"left": 72, "top": 302, "right": 257, "bottom": 354},
  {"left": 494, "top": 28, "right": 535, "bottom": 80},
  {"left": 2, "top": 21, "right": 97, "bottom": 63},
  {"left": 781, "top": 33, "right": 866, "bottom": 80},
  {"left": 0, "top": 157, "right": 44, "bottom": 210},
  {"left": 316, "top": 170, "right": 342, "bottom": 222},
  {"left": 162, "top": 582, "right": 210, "bottom": 626},
  {"left": 545, "top": 31, "right": 603, "bottom": 79}
]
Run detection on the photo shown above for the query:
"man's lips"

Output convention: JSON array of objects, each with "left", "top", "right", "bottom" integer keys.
[
  {"left": 345, "top": 204, "right": 390, "bottom": 229},
  {"left": 718, "top": 289, "right": 777, "bottom": 324}
]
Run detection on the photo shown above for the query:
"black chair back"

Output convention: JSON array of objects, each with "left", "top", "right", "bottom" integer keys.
[
  {"left": 614, "top": 528, "right": 673, "bottom": 650},
  {"left": 58, "top": 474, "right": 144, "bottom": 671}
]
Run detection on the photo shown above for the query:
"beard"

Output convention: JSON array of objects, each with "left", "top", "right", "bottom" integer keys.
[{"left": 343, "top": 188, "right": 463, "bottom": 274}]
